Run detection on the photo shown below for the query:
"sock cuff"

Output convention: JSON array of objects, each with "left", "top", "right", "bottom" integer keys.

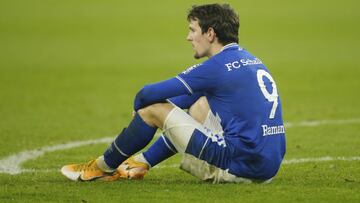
[
  {"left": 96, "top": 155, "right": 116, "bottom": 172},
  {"left": 134, "top": 153, "right": 152, "bottom": 168},
  {"left": 161, "top": 135, "right": 177, "bottom": 153},
  {"left": 133, "top": 113, "right": 157, "bottom": 131}
]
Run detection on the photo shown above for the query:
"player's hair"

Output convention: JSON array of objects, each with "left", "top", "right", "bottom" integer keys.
[{"left": 187, "top": 4, "right": 239, "bottom": 45}]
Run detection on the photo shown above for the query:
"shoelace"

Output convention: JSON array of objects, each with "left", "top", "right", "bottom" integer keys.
[{"left": 74, "top": 160, "right": 98, "bottom": 172}]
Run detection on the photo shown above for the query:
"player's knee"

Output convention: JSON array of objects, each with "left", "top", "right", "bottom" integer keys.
[
  {"left": 137, "top": 106, "right": 154, "bottom": 121},
  {"left": 137, "top": 103, "right": 170, "bottom": 126}
]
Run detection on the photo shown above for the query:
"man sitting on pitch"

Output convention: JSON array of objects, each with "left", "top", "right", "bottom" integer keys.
[{"left": 61, "top": 3, "right": 286, "bottom": 183}]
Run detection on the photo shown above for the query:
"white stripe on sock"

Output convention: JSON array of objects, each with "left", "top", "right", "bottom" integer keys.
[
  {"left": 161, "top": 135, "right": 177, "bottom": 153},
  {"left": 113, "top": 142, "right": 129, "bottom": 157}
]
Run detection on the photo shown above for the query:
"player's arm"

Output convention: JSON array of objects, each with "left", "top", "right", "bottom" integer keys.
[
  {"left": 134, "top": 62, "right": 216, "bottom": 111},
  {"left": 133, "top": 77, "right": 191, "bottom": 111},
  {"left": 167, "top": 92, "right": 204, "bottom": 109}
]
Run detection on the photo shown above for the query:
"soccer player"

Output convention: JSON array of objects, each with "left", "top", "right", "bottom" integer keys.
[{"left": 61, "top": 3, "right": 286, "bottom": 183}]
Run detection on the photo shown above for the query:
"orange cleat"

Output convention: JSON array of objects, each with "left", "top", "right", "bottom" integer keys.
[
  {"left": 61, "top": 159, "right": 114, "bottom": 181},
  {"left": 99, "top": 156, "right": 150, "bottom": 181}
]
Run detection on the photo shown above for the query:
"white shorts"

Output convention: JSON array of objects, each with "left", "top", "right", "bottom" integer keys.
[{"left": 162, "top": 107, "right": 261, "bottom": 184}]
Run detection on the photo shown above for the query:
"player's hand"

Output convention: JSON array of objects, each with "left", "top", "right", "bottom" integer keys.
[{"left": 132, "top": 111, "right": 136, "bottom": 117}]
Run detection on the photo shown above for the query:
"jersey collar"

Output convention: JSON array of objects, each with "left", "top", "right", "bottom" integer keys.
[{"left": 220, "top": 43, "right": 239, "bottom": 52}]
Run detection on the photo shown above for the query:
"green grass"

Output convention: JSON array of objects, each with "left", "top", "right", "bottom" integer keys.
[{"left": 1, "top": 0, "right": 360, "bottom": 202}]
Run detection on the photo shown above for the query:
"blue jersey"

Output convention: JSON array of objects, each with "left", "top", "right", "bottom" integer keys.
[
  {"left": 134, "top": 43, "right": 286, "bottom": 179},
  {"left": 177, "top": 43, "right": 286, "bottom": 179}
]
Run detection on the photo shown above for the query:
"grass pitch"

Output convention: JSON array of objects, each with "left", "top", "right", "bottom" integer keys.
[{"left": 1, "top": 0, "right": 360, "bottom": 202}]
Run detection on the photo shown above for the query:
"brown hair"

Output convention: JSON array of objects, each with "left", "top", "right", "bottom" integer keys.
[{"left": 187, "top": 4, "right": 239, "bottom": 45}]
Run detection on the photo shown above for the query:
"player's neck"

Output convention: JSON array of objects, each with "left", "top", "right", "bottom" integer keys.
[{"left": 207, "top": 42, "right": 227, "bottom": 58}]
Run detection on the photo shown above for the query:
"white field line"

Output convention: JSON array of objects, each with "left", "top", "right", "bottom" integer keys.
[
  {"left": 11, "top": 156, "right": 360, "bottom": 174},
  {"left": 282, "top": 156, "right": 360, "bottom": 164},
  {"left": 284, "top": 118, "right": 360, "bottom": 128},
  {"left": 1, "top": 118, "right": 360, "bottom": 175},
  {"left": 0, "top": 137, "right": 113, "bottom": 175}
]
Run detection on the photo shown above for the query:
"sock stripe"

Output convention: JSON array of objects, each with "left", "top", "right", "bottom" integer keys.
[
  {"left": 113, "top": 141, "right": 129, "bottom": 157},
  {"left": 161, "top": 135, "right": 177, "bottom": 153},
  {"left": 198, "top": 137, "right": 210, "bottom": 159}
]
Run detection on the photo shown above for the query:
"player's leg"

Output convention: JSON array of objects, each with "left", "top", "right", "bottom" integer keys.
[
  {"left": 61, "top": 103, "right": 174, "bottom": 181},
  {"left": 188, "top": 96, "right": 211, "bottom": 124},
  {"left": 105, "top": 97, "right": 211, "bottom": 180},
  {"left": 101, "top": 103, "right": 173, "bottom": 169},
  {"left": 100, "top": 134, "right": 177, "bottom": 181},
  {"left": 162, "top": 102, "right": 253, "bottom": 183},
  {"left": 113, "top": 101, "right": 253, "bottom": 183},
  {"left": 141, "top": 97, "right": 210, "bottom": 166}
]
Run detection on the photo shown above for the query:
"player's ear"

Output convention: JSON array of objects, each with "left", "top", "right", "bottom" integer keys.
[{"left": 207, "top": 27, "right": 216, "bottom": 43}]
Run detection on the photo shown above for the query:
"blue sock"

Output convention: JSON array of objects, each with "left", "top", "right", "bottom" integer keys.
[
  {"left": 103, "top": 114, "right": 157, "bottom": 169},
  {"left": 143, "top": 135, "right": 177, "bottom": 167}
]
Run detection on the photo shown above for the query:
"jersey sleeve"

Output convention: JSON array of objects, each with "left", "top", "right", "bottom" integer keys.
[
  {"left": 133, "top": 60, "right": 219, "bottom": 111},
  {"left": 167, "top": 92, "right": 204, "bottom": 109},
  {"left": 176, "top": 61, "right": 219, "bottom": 94},
  {"left": 133, "top": 77, "right": 190, "bottom": 111}
]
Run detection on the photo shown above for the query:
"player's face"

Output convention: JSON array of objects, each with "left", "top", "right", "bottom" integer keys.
[{"left": 187, "top": 20, "right": 211, "bottom": 59}]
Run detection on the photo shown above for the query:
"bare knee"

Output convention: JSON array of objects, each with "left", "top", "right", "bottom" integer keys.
[
  {"left": 188, "top": 96, "right": 210, "bottom": 123},
  {"left": 137, "top": 106, "right": 154, "bottom": 125},
  {"left": 137, "top": 103, "right": 174, "bottom": 128},
  {"left": 138, "top": 103, "right": 161, "bottom": 126}
]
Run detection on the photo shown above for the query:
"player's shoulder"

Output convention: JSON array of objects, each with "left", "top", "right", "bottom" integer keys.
[
  {"left": 181, "top": 44, "right": 265, "bottom": 75},
  {"left": 213, "top": 44, "right": 267, "bottom": 72},
  {"left": 214, "top": 44, "right": 252, "bottom": 62},
  {"left": 181, "top": 57, "right": 218, "bottom": 75},
  {"left": 181, "top": 63, "right": 202, "bottom": 75},
  {"left": 181, "top": 44, "right": 244, "bottom": 73}
]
